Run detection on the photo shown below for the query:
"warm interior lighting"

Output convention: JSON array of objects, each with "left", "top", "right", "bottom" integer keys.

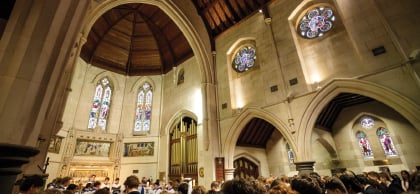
[{"left": 193, "top": 89, "right": 203, "bottom": 124}]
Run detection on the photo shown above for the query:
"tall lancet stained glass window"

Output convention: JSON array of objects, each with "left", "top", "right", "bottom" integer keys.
[
  {"left": 232, "top": 46, "right": 256, "bottom": 73},
  {"left": 376, "top": 127, "right": 398, "bottom": 156},
  {"left": 88, "top": 77, "right": 112, "bottom": 130},
  {"left": 356, "top": 131, "right": 373, "bottom": 158},
  {"left": 298, "top": 6, "right": 335, "bottom": 39},
  {"left": 134, "top": 82, "right": 153, "bottom": 132},
  {"left": 286, "top": 143, "right": 294, "bottom": 164}
]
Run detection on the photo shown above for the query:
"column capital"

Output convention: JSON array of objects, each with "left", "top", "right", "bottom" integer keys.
[
  {"left": 0, "top": 143, "right": 40, "bottom": 194},
  {"left": 294, "top": 161, "right": 316, "bottom": 175}
]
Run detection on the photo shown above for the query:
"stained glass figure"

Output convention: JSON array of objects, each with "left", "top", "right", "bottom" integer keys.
[
  {"left": 232, "top": 46, "right": 256, "bottom": 73},
  {"left": 360, "top": 116, "right": 375, "bottom": 129},
  {"left": 286, "top": 143, "right": 294, "bottom": 164},
  {"left": 298, "top": 6, "right": 335, "bottom": 39},
  {"left": 134, "top": 82, "right": 153, "bottom": 132},
  {"left": 377, "top": 127, "right": 398, "bottom": 156},
  {"left": 356, "top": 131, "right": 373, "bottom": 158},
  {"left": 88, "top": 77, "right": 112, "bottom": 130}
]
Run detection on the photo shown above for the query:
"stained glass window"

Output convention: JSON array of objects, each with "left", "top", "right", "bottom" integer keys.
[
  {"left": 88, "top": 77, "right": 112, "bottom": 130},
  {"left": 360, "top": 116, "right": 375, "bottom": 129},
  {"left": 286, "top": 143, "right": 294, "bottom": 164},
  {"left": 356, "top": 131, "right": 373, "bottom": 158},
  {"left": 232, "top": 46, "right": 256, "bottom": 73},
  {"left": 134, "top": 82, "right": 153, "bottom": 132},
  {"left": 376, "top": 127, "right": 398, "bottom": 156},
  {"left": 298, "top": 6, "right": 335, "bottom": 39}
]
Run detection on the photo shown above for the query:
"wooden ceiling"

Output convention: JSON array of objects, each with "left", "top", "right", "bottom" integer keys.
[
  {"left": 81, "top": 1, "right": 273, "bottom": 76},
  {"left": 315, "top": 93, "right": 375, "bottom": 132},
  {"left": 237, "top": 118, "right": 275, "bottom": 148},
  {"left": 192, "top": 0, "right": 273, "bottom": 39},
  {"left": 81, "top": 3, "right": 193, "bottom": 76}
]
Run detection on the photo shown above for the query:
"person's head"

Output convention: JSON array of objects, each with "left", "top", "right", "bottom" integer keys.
[
  {"left": 339, "top": 174, "right": 362, "bottom": 194},
  {"left": 210, "top": 181, "right": 220, "bottom": 191},
  {"left": 19, "top": 175, "right": 44, "bottom": 194},
  {"left": 66, "top": 184, "right": 78, "bottom": 191},
  {"left": 379, "top": 172, "right": 390, "bottom": 183},
  {"left": 84, "top": 182, "right": 93, "bottom": 189},
  {"left": 42, "top": 189, "right": 63, "bottom": 194},
  {"left": 93, "top": 181, "right": 101, "bottom": 189},
  {"left": 114, "top": 177, "right": 120, "bottom": 183},
  {"left": 178, "top": 182, "right": 189, "bottom": 194},
  {"left": 401, "top": 170, "right": 410, "bottom": 180},
  {"left": 222, "top": 178, "right": 264, "bottom": 194},
  {"left": 104, "top": 177, "right": 110, "bottom": 183},
  {"left": 290, "top": 175, "right": 322, "bottom": 194},
  {"left": 124, "top": 175, "right": 140, "bottom": 190},
  {"left": 325, "top": 177, "right": 347, "bottom": 194},
  {"left": 61, "top": 176, "right": 73, "bottom": 187},
  {"left": 367, "top": 171, "right": 380, "bottom": 182},
  {"left": 90, "top": 175, "right": 96, "bottom": 181},
  {"left": 94, "top": 188, "right": 110, "bottom": 194},
  {"left": 192, "top": 185, "right": 207, "bottom": 194},
  {"left": 267, "top": 183, "right": 298, "bottom": 194}
]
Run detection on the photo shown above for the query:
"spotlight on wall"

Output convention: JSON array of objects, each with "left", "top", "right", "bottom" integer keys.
[{"left": 314, "top": 81, "right": 322, "bottom": 90}]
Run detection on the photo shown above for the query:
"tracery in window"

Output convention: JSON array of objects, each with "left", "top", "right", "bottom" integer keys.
[
  {"left": 88, "top": 77, "right": 112, "bottom": 130},
  {"left": 232, "top": 46, "right": 256, "bottom": 73},
  {"left": 376, "top": 127, "right": 398, "bottom": 156},
  {"left": 134, "top": 82, "right": 153, "bottom": 132},
  {"left": 298, "top": 6, "right": 335, "bottom": 39},
  {"left": 360, "top": 116, "right": 375, "bottom": 129},
  {"left": 356, "top": 131, "right": 373, "bottom": 158}
]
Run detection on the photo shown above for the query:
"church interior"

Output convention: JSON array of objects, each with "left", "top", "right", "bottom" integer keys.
[{"left": 1, "top": 0, "right": 420, "bottom": 193}]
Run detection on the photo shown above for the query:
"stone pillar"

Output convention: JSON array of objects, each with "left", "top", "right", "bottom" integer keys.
[
  {"left": 0, "top": 144, "right": 39, "bottom": 194},
  {"left": 294, "top": 161, "right": 315, "bottom": 175},
  {"left": 224, "top": 168, "right": 235, "bottom": 181}
]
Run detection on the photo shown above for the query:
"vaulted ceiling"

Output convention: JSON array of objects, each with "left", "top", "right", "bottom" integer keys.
[{"left": 80, "top": 0, "right": 273, "bottom": 76}]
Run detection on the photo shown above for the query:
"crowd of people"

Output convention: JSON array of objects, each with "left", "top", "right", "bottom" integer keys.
[{"left": 16, "top": 168, "right": 420, "bottom": 194}]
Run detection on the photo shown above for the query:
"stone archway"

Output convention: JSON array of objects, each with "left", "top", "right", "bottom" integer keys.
[
  {"left": 297, "top": 78, "right": 420, "bottom": 161},
  {"left": 222, "top": 107, "right": 293, "bottom": 180}
]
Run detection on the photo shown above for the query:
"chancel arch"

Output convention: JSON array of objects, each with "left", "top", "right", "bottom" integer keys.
[
  {"left": 298, "top": 78, "right": 420, "bottom": 163},
  {"left": 223, "top": 107, "right": 294, "bottom": 180}
]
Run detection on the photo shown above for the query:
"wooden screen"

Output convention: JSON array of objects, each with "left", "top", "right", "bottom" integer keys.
[
  {"left": 234, "top": 157, "right": 259, "bottom": 179},
  {"left": 169, "top": 117, "right": 198, "bottom": 182}
]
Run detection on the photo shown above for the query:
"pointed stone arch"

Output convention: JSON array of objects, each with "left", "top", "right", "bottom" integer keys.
[
  {"left": 297, "top": 78, "right": 420, "bottom": 161},
  {"left": 223, "top": 107, "right": 293, "bottom": 169},
  {"left": 163, "top": 109, "right": 198, "bottom": 136},
  {"left": 91, "top": 70, "right": 120, "bottom": 91},
  {"left": 130, "top": 76, "right": 156, "bottom": 93}
]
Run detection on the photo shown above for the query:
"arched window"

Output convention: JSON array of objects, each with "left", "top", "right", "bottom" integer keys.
[
  {"left": 356, "top": 131, "right": 373, "bottom": 158},
  {"left": 376, "top": 127, "right": 398, "bottom": 156},
  {"left": 88, "top": 77, "right": 112, "bottom": 130},
  {"left": 134, "top": 82, "right": 153, "bottom": 132},
  {"left": 286, "top": 143, "right": 294, "bottom": 164}
]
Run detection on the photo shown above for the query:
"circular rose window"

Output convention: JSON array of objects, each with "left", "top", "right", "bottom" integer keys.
[{"left": 298, "top": 6, "right": 335, "bottom": 39}]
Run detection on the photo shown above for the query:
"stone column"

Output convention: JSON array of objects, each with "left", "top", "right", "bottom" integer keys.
[
  {"left": 294, "top": 161, "right": 316, "bottom": 175},
  {"left": 0, "top": 0, "right": 90, "bottom": 192},
  {"left": 0, "top": 144, "right": 39, "bottom": 194},
  {"left": 224, "top": 168, "right": 235, "bottom": 181}
]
